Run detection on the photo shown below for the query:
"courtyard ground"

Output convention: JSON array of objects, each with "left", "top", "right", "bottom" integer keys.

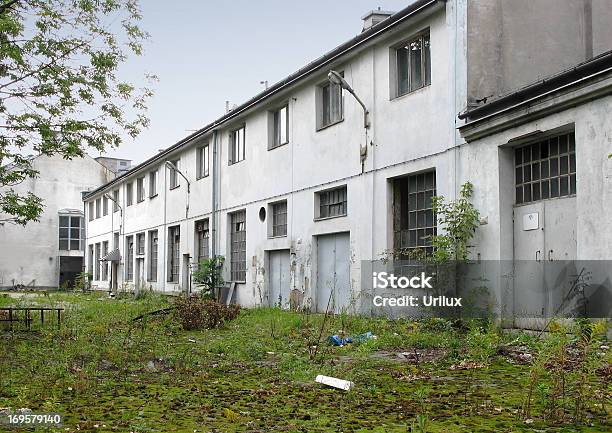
[{"left": 0, "top": 291, "right": 610, "bottom": 433}]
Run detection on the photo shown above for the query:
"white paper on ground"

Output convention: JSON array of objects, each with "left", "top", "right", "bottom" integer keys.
[{"left": 315, "top": 374, "right": 354, "bottom": 391}]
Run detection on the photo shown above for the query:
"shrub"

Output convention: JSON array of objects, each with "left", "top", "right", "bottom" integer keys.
[{"left": 174, "top": 296, "right": 240, "bottom": 330}]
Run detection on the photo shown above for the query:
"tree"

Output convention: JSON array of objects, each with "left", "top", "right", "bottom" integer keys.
[{"left": 0, "top": 0, "right": 154, "bottom": 225}]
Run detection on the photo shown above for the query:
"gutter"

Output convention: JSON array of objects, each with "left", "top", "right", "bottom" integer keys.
[{"left": 83, "top": 0, "right": 444, "bottom": 200}]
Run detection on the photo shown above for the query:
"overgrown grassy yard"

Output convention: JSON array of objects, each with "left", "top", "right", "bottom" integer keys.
[{"left": 0, "top": 291, "right": 610, "bottom": 433}]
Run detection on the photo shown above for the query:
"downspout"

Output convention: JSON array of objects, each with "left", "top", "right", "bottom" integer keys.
[
  {"left": 211, "top": 129, "right": 219, "bottom": 293},
  {"left": 162, "top": 161, "right": 167, "bottom": 290}
]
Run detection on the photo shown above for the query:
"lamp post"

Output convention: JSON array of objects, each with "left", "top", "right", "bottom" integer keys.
[
  {"left": 328, "top": 70, "right": 370, "bottom": 129},
  {"left": 165, "top": 161, "right": 191, "bottom": 218},
  {"left": 104, "top": 193, "right": 122, "bottom": 296}
]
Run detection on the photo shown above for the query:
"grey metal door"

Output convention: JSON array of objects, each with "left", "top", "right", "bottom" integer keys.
[
  {"left": 269, "top": 250, "right": 290, "bottom": 308},
  {"left": 316, "top": 232, "right": 350, "bottom": 313}
]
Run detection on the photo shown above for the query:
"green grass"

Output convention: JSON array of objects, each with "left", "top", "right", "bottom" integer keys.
[{"left": 0, "top": 291, "right": 609, "bottom": 433}]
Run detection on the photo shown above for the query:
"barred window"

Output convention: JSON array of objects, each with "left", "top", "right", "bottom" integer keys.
[
  {"left": 515, "top": 132, "right": 576, "bottom": 204},
  {"left": 94, "top": 243, "right": 100, "bottom": 280},
  {"left": 136, "top": 233, "right": 145, "bottom": 255},
  {"left": 125, "top": 235, "right": 134, "bottom": 281},
  {"left": 148, "top": 230, "right": 158, "bottom": 282},
  {"left": 194, "top": 219, "right": 210, "bottom": 266},
  {"left": 318, "top": 186, "right": 347, "bottom": 219},
  {"left": 168, "top": 226, "right": 180, "bottom": 282},
  {"left": 230, "top": 210, "right": 246, "bottom": 282},
  {"left": 393, "top": 171, "right": 437, "bottom": 257},
  {"left": 271, "top": 201, "right": 287, "bottom": 237},
  {"left": 101, "top": 241, "right": 109, "bottom": 280},
  {"left": 59, "top": 215, "right": 84, "bottom": 251}
]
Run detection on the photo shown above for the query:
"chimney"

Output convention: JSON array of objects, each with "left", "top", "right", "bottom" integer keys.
[{"left": 361, "top": 7, "right": 394, "bottom": 32}]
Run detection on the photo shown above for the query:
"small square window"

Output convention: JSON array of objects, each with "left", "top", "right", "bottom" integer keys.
[{"left": 316, "top": 186, "right": 347, "bottom": 219}]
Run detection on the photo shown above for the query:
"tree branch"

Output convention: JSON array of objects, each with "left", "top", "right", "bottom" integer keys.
[{"left": 0, "top": 0, "right": 22, "bottom": 15}]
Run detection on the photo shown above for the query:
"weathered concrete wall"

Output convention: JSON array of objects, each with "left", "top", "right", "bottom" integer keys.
[
  {"left": 0, "top": 155, "right": 111, "bottom": 289},
  {"left": 467, "top": 0, "right": 612, "bottom": 103}
]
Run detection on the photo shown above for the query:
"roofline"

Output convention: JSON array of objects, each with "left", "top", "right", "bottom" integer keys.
[
  {"left": 83, "top": 0, "right": 445, "bottom": 200},
  {"left": 458, "top": 49, "right": 612, "bottom": 122}
]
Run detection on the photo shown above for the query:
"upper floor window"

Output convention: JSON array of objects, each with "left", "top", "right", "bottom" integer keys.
[
  {"left": 112, "top": 189, "right": 119, "bottom": 212},
  {"left": 393, "top": 30, "right": 431, "bottom": 98},
  {"left": 316, "top": 186, "right": 347, "bottom": 220},
  {"left": 88, "top": 201, "right": 94, "bottom": 221},
  {"left": 317, "top": 76, "right": 343, "bottom": 129},
  {"left": 197, "top": 144, "right": 210, "bottom": 178},
  {"left": 95, "top": 198, "right": 101, "bottom": 218},
  {"left": 229, "top": 126, "right": 245, "bottom": 165},
  {"left": 126, "top": 182, "right": 133, "bottom": 206},
  {"left": 149, "top": 170, "right": 157, "bottom": 198},
  {"left": 59, "top": 214, "right": 84, "bottom": 251},
  {"left": 137, "top": 177, "right": 145, "bottom": 203},
  {"left": 102, "top": 196, "right": 108, "bottom": 216},
  {"left": 270, "top": 105, "right": 289, "bottom": 149},
  {"left": 169, "top": 160, "right": 180, "bottom": 189}
]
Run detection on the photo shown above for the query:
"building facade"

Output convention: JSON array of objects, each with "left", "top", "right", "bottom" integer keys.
[
  {"left": 0, "top": 155, "right": 112, "bottom": 289},
  {"left": 83, "top": 0, "right": 612, "bottom": 323}
]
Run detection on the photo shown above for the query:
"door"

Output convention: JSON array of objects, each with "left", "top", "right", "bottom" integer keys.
[
  {"left": 268, "top": 250, "right": 290, "bottom": 308},
  {"left": 316, "top": 232, "right": 350, "bottom": 313}
]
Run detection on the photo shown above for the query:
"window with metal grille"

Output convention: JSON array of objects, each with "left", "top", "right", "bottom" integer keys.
[
  {"left": 393, "top": 171, "right": 437, "bottom": 257},
  {"left": 196, "top": 219, "right": 210, "bottom": 265},
  {"left": 169, "top": 160, "right": 180, "bottom": 189},
  {"left": 101, "top": 241, "right": 108, "bottom": 280},
  {"left": 317, "top": 186, "right": 347, "bottom": 219},
  {"left": 149, "top": 170, "right": 157, "bottom": 197},
  {"left": 271, "top": 201, "right": 287, "bottom": 237},
  {"left": 271, "top": 105, "right": 289, "bottom": 149},
  {"left": 148, "top": 230, "right": 158, "bottom": 281},
  {"left": 126, "top": 182, "right": 133, "bottom": 206},
  {"left": 229, "top": 126, "right": 245, "bottom": 164},
  {"left": 394, "top": 30, "right": 431, "bottom": 98},
  {"left": 137, "top": 177, "right": 145, "bottom": 203},
  {"left": 112, "top": 189, "right": 119, "bottom": 212},
  {"left": 318, "top": 77, "right": 343, "bottom": 129},
  {"left": 168, "top": 226, "right": 180, "bottom": 282},
  {"left": 230, "top": 211, "right": 246, "bottom": 282},
  {"left": 59, "top": 215, "right": 83, "bottom": 251},
  {"left": 515, "top": 132, "right": 576, "bottom": 204},
  {"left": 94, "top": 243, "right": 100, "bottom": 280},
  {"left": 125, "top": 235, "right": 134, "bottom": 281},
  {"left": 197, "top": 144, "right": 210, "bottom": 178},
  {"left": 136, "top": 233, "right": 145, "bottom": 255}
]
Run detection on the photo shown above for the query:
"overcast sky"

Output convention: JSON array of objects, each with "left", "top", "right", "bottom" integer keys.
[{"left": 104, "top": 0, "right": 414, "bottom": 164}]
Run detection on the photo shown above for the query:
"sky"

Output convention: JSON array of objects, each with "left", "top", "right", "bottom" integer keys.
[{"left": 104, "top": 0, "right": 415, "bottom": 164}]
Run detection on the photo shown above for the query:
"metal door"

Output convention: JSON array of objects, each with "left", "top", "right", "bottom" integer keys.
[
  {"left": 269, "top": 250, "right": 290, "bottom": 308},
  {"left": 316, "top": 232, "right": 350, "bottom": 313}
]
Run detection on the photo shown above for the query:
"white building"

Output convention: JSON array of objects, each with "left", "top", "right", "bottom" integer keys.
[
  {"left": 83, "top": 0, "right": 612, "bottom": 323},
  {"left": 0, "top": 155, "right": 112, "bottom": 289}
]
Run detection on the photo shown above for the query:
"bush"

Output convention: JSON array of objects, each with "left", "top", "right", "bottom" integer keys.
[{"left": 174, "top": 296, "right": 240, "bottom": 330}]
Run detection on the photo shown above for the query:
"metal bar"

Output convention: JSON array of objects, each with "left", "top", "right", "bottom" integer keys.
[{"left": 9, "top": 308, "right": 12, "bottom": 331}]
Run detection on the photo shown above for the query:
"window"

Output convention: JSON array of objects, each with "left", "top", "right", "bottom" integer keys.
[
  {"left": 149, "top": 170, "right": 157, "bottom": 197},
  {"left": 94, "top": 243, "right": 100, "bottom": 280},
  {"left": 394, "top": 31, "right": 431, "bottom": 98},
  {"left": 168, "top": 226, "right": 180, "bottom": 282},
  {"left": 317, "top": 76, "right": 343, "bottom": 129},
  {"left": 59, "top": 215, "right": 84, "bottom": 251},
  {"left": 113, "top": 231, "right": 119, "bottom": 250},
  {"left": 230, "top": 210, "right": 246, "bottom": 282},
  {"left": 95, "top": 198, "right": 101, "bottom": 219},
  {"left": 196, "top": 219, "right": 210, "bottom": 265},
  {"left": 103, "top": 196, "right": 108, "bottom": 216},
  {"left": 88, "top": 244, "right": 94, "bottom": 275},
  {"left": 88, "top": 201, "right": 94, "bottom": 221},
  {"left": 393, "top": 171, "right": 437, "bottom": 257},
  {"left": 197, "top": 144, "right": 210, "bottom": 178},
  {"left": 101, "top": 241, "right": 109, "bottom": 280},
  {"left": 515, "top": 132, "right": 576, "bottom": 204},
  {"left": 136, "top": 232, "right": 145, "bottom": 255},
  {"left": 270, "top": 105, "right": 289, "bottom": 149},
  {"left": 137, "top": 177, "right": 145, "bottom": 203},
  {"left": 169, "top": 160, "right": 180, "bottom": 189},
  {"left": 271, "top": 201, "right": 287, "bottom": 237},
  {"left": 148, "top": 230, "right": 158, "bottom": 282},
  {"left": 317, "top": 186, "right": 347, "bottom": 219},
  {"left": 125, "top": 235, "right": 134, "bottom": 281},
  {"left": 126, "top": 182, "right": 133, "bottom": 206},
  {"left": 229, "top": 126, "right": 245, "bottom": 164},
  {"left": 112, "top": 189, "right": 119, "bottom": 212}
]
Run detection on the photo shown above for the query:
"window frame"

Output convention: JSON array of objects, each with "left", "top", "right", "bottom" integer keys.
[
  {"left": 102, "top": 196, "right": 108, "bottom": 216},
  {"left": 125, "top": 235, "right": 134, "bottom": 281},
  {"left": 136, "top": 177, "right": 145, "bottom": 203},
  {"left": 169, "top": 160, "right": 180, "bottom": 189},
  {"left": 229, "top": 210, "right": 246, "bottom": 282},
  {"left": 101, "top": 241, "right": 109, "bottom": 280},
  {"left": 126, "top": 182, "right": 133, "bottom": 206},
  {"left": 148, "top": 230, "right": 158, "bottom": 282},
  {"left": 136, "top": 232, "right": 145, "bottom": 256},
  {"left": 195, "top": 218, "right": 210, "bottom": 265},
  {"left": 315, "top": 185, "right": 348, "bottom": 220},
  {"left": 391, "top": 29, "right": 431, "bottom": 99},
  {"left": 112, "top": 189, "right": 119, "bottom": 212},
  {"left": 197, "top": 144, "right": 210, "bottom": 179},
  {"left": 229, "top": 125, "right": 246, "bottom": 165},
  {"left": 168, "top": 225, "right": 180, "bottom": 283},
  {"left": 88, "top": 201, "right": 94, "bottom": 221},
  {"left": 149, "top": 170, "right": 157, "bottom": 198},
  {"left": 269, "top": 104, "right": 289, "bottom": 149},
  {"left": 270, "top": 200, "right": 288, "bottom": 238},
  {"left": 95, "top": 198, "right": 101, "bottom": 219},
  {"left": 59, "top": 214, "right": 84, "bottom": 251}
]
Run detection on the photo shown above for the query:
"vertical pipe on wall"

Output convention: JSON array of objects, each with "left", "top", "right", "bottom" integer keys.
[{"left": 211, "top": 129, "right": 219, "bottom": 292}]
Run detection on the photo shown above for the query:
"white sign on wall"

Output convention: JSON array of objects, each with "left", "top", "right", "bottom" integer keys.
[{"left": 522, "top": 212, "right": 539, "bottom": 231}]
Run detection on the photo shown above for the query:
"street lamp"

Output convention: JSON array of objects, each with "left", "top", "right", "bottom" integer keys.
[
  {"left": 165, "top": 160, "right": 191, "bottom": 219},
  {"left": 328, "top": 70, "right": 370, "bottom": 129},
  {"left": 104, "top": 192, "right": 123, "bottom": 296}
]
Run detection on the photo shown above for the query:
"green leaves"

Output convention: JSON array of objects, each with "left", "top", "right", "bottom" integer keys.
[{"left": 0, "top": 0, "right": 154, "bottom": 224}]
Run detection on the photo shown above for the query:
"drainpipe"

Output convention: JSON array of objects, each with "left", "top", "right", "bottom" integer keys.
[{"left": 211, "top": 129, "right": 219, "bottom": 294}]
